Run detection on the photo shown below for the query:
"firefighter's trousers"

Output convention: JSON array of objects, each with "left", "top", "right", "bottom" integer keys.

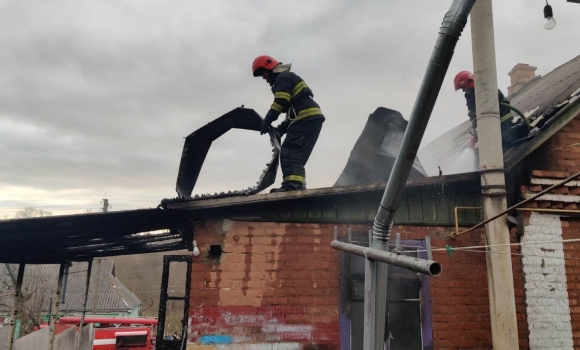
[{"left": 280, "top": 118, "right": 324, "bottom": 190}]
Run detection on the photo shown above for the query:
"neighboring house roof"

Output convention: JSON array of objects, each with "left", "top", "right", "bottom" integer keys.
[{"left": 0, "top": 259, "right": 141, "bottom": 315}]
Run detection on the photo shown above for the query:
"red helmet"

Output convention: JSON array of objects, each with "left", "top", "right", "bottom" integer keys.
[
  {"left": 252, "top": 55, "right": 279, "bottom": 77},
  {"left": 454, "top": 71, "right": 475, "bottom": 90}
]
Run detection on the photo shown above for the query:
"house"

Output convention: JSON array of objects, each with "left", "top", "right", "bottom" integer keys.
[
  {"left": 0, "top": 258, "right": 142, "bottom": 324},
  {"left": 0, "top": 50, "right": 577, "bottom": 349},
  {"left": 162, "top": 54, "right": 580, "bottom": 349}
]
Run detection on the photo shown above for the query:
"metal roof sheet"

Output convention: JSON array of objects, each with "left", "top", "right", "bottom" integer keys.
[{"left": 0, "top": 259, "right": 141, "bottom": 314}]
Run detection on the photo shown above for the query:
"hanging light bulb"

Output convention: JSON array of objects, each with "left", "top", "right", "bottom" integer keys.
[
  {"left": 193, "top": 240, "right": 200, "bottom": 257},
  {"left": 544, "top": 1, "right": 556, "bottom": 30}
]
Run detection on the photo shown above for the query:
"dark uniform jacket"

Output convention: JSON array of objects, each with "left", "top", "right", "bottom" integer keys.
[
  {"left": 464, "top": 89, "right": 511, "bottom": 119},
  {"left": 264, "top": 71, "right": 325, "bottom": 135}
]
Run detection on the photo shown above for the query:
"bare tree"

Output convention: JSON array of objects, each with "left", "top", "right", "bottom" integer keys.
[{"left": 13, "top": 207, "right": 52, "bottom": 219}]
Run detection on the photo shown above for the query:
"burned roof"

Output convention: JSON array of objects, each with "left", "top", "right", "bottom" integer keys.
[{"left": 0, "top": 208, "right": 192, "bottom": 264}]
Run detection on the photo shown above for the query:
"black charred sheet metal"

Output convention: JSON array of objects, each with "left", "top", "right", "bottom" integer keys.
[
  {"left": 175, "top": 107, "right": 279, "bottom": 199},
  {"left": 0, "top": 208, "right": 191, "bottom": 264},
  {"left": 165, "top": 172, "right": 480, "bottom": 211},
  {"left": 334, "top": 107, "right": 427, "bottom": 187}
]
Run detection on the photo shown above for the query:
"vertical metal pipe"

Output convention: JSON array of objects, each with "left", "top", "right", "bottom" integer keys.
[
  {"left": 155, "top": 255, "right": 171, "bottom": 347},
  {"left": 91, "top": 259, "right": 102, "bottom": 313},
  {"left": 6, "top": 264, "right": 25, "bottom": 350},
  {"left": 60, "top": 262, "right": 70, "bottom": 304},
  {"left": 80, "top": 260, "right": 93, "bottom": 329},
  {"left": 372, "top": 0, "right": 475, "bottom": 239},
  {"left": 364, "top": 255, "right": 376, "bottom": 349},
  {"left": 367, "top": 1, "right": 475, "bottom": 349},
  {"left": 76, "top": 259, "right": 93, "bottom": 350},
  {"left": 4, "top": 264, "right": 17, "bottom": 286},
  {"left": 470, "top": 1, "right": 519, "bottom": 348},
  {"left": 48, "top": 263, "right": 66, "bottom": 350}
]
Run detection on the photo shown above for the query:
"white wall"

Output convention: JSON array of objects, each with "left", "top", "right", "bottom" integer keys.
[{"left": 522, "top": 212, "right": 573, "bottom": 349}]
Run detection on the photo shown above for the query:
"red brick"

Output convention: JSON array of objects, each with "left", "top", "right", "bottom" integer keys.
[
  {"left": 569, "top": 187, "right": 580, "bottom": 195},
  {"left": 538, "top": 201, "right": 552, "bottom": 208},
  {"left": 552, "top": 186, "right": 570, "bottom": 194}
]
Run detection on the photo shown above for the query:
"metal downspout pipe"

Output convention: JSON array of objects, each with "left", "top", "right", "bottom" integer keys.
[{"left": 368, "top": 1, "right": 475, "bottom": 349}]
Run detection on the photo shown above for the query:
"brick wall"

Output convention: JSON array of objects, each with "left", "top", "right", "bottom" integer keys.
[
  {"left": 562, "top": 218, "right": 580, "bottom": 347},
  {"left": 188, "top": 221, "right": 528, "bottom": 349},
  {"left": 531, "top": 113, "right": 580, "bottom": 173},
  {"left": 189, "top": 220, "right": 340, "bottom": 349},
  {"left": 392, "top": 225, "right": 528, "bottom": 349}
]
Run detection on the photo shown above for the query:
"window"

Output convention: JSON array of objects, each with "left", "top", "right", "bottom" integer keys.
[
  {"left": 115, "top": 334, "right": 147, "bottom": 349},
  {"left": 340, "top": 239, "right": 432, "bottom": 350}
]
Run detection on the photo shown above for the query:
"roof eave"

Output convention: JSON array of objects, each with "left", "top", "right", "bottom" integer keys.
[{"left": 505, "top": 100, "right": 580, "bottom": 172}]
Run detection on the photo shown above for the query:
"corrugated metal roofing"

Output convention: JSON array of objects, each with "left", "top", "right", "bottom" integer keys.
[{"left": 0, "top": 259, "right": 140, "bottom": 314}]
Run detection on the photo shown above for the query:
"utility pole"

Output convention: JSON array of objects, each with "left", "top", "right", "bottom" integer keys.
[
  {"left": 470, "top": 1, "right": 519, "bottom": 348},
  {"left": 102, "top": 198, "right": 109, "bottom": 213}
]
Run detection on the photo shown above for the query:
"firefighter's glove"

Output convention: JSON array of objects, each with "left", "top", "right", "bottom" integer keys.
[{"left": 260, "top": 118, "right": 272, "bottom": 135}]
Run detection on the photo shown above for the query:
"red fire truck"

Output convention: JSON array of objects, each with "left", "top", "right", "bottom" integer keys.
[{"left": 57, "top": 316, "right": 158, "bottom": 350}]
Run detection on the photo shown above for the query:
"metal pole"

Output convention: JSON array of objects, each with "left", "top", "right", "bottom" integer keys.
[
  {"left": 471, "top": 1, "right": 519, "bottom": 348},
  {"left": 76, "top": 259, "right": 93, "bottom": 350},
  {"left": 4, "top": 264, "right": 17, "bottom": 286},
  {"left": 331, "top": 240, "right": 441, "bottom": 276},
  {"left": 363, "top": 235, "right": 376, "bottom": 349},
  {"left": 91, "top": 259, "right": 102, "bottom": 313},
  {"left": 80, "top": 260, "right": 93, "bottom": 327},
  {"left": 6, "top": 264, "right": 25, "bottom": 350},
  {"left": 48, "top": 263, "right": 66, "bottom": 350},
  {"left": 368, "top": 1, "right": 475, "bottom": 348},
  {"left": 60, "top": 262, "right": 70, "bottom": 304}
]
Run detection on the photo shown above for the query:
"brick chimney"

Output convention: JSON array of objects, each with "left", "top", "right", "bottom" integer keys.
[{"left": 507, "top": 63, "right": 537, "bottom": 96}]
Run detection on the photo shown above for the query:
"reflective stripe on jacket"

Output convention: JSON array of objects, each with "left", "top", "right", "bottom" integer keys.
[{"left": 265, "top": 71, "right": 324, "bottom": 132}]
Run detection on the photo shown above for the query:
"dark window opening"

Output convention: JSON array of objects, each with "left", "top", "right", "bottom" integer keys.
[
  {"left": 208, "top": 244, "right": 223, "bottom": 258},
  {"left": 341, "top": 238, "right": 432, "bottom": 350},
  {"left": 116, "top": 335, "right": 147, "bottom": 349}
]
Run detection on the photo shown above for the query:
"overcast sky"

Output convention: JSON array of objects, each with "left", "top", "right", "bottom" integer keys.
[{"left": 1, "top": 0, "right": 579, "bottom": 216}]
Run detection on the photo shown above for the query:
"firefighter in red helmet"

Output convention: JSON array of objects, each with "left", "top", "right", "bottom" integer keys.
[
  {"left": 252, "top": 55, "right": 325, "bottom": 192},
  {"left": 454, "top": 71, "right": 512, "bottom": 147}
]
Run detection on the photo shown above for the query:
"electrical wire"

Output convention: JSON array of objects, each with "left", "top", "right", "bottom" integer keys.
[
  {"left": 454, "top": 249, "right": 580, "bottom": 261},
  {"left": 400, "top": 237, "right": 580, "bottom": 254}
]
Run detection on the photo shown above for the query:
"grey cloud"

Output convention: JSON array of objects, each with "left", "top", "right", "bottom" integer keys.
[{"left": 0, "top": 0, "right": 579, "bottom": 214}]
